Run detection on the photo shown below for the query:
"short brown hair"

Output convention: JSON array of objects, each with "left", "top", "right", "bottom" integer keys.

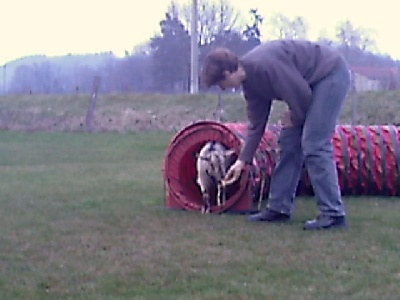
[{"left": 200, "top": 47, "right": 239, "bottom": 88}]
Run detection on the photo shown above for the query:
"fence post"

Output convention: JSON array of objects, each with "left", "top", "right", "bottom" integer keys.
[
  {"left": 213, "top": 92, "right": 225, "bottom": 122},
  {"left": 85, "top": 76, "right": 101, "bottom": 132},
  {"left": 351, "top": 90, "right": 358, "bottom": 125},
  {"left": 350, "top": 70, "right": 358, "bottom": 125},
  {"left": 2, "top": 64, "right": 6, "bottom": 96}
]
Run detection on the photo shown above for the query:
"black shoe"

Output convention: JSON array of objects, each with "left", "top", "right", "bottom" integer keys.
[
  {"left": 247, "top": 209, "right": 290, "bottom": 222},
  {"left": 303, "top": 215, "right": 347, "bottom": 230}
]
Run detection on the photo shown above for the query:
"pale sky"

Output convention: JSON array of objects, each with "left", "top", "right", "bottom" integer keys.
[{"left": 1, "top": 0, "right": 399, "bottom": 65}]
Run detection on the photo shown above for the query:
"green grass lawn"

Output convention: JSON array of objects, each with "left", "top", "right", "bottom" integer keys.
[
  {"left": 2, "top": 90, "right": 400, "bottom": 132},
  {"left": 0, "top": 131, "right": 399, "bottom": 300}
]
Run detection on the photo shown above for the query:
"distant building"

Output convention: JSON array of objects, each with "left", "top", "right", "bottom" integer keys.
[
  {"left": 350, "top": 66, "right": 399, "bottom": 91},
  {"left": 351, "top": 71, "right": 381, "bottom": 91}
]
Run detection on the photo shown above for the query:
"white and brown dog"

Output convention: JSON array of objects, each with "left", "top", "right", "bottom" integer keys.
[{"left": 196, "top": 141, "right": 235, "bottom": 214}]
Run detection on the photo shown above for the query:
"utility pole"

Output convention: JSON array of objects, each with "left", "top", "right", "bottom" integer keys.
[{"left": 190, "top": 0, "right": 199, "bottom": 94}]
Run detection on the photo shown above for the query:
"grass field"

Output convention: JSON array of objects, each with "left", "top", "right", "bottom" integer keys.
[
  {"left": 1, "top": 90, "right": 400, "bottom": 132},
  {"left": 0, "top": 131, "right": 400, "bottom": 299}
]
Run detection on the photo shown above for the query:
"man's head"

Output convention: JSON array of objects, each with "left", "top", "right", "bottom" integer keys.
[{"left": 201, "top": 47, "right": 245, "bottom": 90}]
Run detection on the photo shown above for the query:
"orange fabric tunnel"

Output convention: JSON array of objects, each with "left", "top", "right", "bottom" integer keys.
[{"left": 162, "top": 121, "right": 400, "bottom": 213}]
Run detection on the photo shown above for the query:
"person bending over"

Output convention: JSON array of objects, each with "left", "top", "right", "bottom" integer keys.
[{"left": 200, "top": 39, "right": 350, "bottom": 230}]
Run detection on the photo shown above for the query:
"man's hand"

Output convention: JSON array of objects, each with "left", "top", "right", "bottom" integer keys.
[
  {"left": 279, "top": 111, "right": 293, "bottom": 128},
  {"left": 222, "top": 160, "right": 245, "bottom": 186}
]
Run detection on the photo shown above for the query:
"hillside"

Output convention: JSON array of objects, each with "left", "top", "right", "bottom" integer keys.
[
  {"left": 2, "top": 53, "right": 116, "bottom": 89},
  {"left": 0, "top": 91, "right": 399, "bottom": 132}
]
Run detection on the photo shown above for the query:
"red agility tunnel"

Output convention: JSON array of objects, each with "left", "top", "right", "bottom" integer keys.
[{"left": 162, "top": 121, "right": 400, "bottom": 213}]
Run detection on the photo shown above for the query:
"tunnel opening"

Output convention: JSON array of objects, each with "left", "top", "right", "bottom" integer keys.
[{"left": 163, "top": 121, "right": 251, "bottom": 213}]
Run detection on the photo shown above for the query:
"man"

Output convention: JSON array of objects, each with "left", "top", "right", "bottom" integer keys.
[{"left": 200, "top": 40, "right": 350, "bottom": 230}]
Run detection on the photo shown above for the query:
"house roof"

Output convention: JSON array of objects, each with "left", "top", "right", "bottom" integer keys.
[{"left": 349, "top": 66, "right": 399, "bottom": 81}]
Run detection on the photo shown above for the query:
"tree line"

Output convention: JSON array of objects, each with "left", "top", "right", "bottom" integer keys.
[{"left": 4, "top": 0, "right": 400, "bottom": 94}]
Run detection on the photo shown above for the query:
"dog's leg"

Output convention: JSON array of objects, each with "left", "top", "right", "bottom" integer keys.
[
  {"left": 217, "top": 185, "right": 222, "bottom": 207},
  {"left": 201, "top": 192, "right": 210, "bottom": 214},
  {"left": 258, "top": 176, "right": 265, "bottom": 211},
  {"left": 222, "top": 185, "right": 226, "bottom": 206},
  {"left": 219, "top": 184, "right": 226, "bottom": 206}
]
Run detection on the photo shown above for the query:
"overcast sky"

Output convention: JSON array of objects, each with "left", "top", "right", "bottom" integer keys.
[{"left": 1, "top": 0, "right": 399, "bottom": 65}]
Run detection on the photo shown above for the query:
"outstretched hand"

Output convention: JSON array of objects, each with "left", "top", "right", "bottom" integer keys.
[{"left": 222, "top": 160, "right": 245, "bottom": 186}]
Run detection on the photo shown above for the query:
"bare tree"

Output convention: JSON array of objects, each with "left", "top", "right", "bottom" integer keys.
[
  {"left": 267, "top": 13, "right": 309, "bottom": 40},
  {"left": 291, "top": 16, "right": 308, "bottom": 39},
  {"left": 167, "top": 0, "right": 244, "bottom": 45},
  {"left": 335, "top": 20, "right": 377, "bottom": 52}
]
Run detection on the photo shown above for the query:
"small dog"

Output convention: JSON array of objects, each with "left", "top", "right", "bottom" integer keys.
[{"left": 196, "top": 141, "right": 235, "bottom": 214}]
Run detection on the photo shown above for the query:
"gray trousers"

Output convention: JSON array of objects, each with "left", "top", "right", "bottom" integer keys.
[{"left": 267, "top": 58, "right": 350, "bottom": 217}]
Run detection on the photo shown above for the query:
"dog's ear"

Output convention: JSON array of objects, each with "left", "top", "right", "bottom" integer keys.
[{"left": 223, "top": 149, "right": 236, "bottom": 158}]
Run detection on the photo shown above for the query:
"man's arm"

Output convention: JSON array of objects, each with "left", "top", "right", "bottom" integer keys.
[{"left": 238, "top": 92, "right": 272, "bottom": 164}]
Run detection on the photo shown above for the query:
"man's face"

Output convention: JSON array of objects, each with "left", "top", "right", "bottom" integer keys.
[{"left": 217, "top": 71, "right": 242, "bottom": 90}]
